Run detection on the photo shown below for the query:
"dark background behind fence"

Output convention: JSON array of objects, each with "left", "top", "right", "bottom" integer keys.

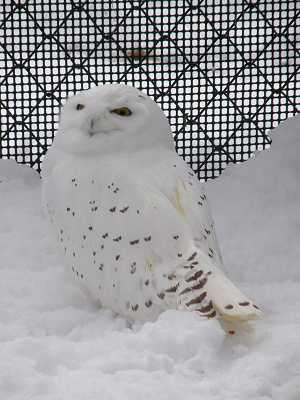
[{"left": 0, "top": 0, "right": 299, "bottom": 180}]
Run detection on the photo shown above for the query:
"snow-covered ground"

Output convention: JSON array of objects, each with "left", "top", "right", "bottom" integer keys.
[{"left": 0, "top": 115, "right": 299, "bottom": 400}]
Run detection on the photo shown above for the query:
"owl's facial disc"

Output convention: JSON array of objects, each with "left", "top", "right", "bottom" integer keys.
[{"left": 55, "top": 84, "right": 174, "bottom": 155}]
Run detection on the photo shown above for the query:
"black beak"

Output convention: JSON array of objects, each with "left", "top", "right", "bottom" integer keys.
[{"left": 89, "top": 120, "right": 95, "bottom": 137}]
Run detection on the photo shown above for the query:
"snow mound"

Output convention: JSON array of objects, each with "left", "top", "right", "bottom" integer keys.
[
  {"left": 0, "top": 116, "right": 299, "bottom": 400},
  {"left": 207, "top": 115, "right": 300, "bottom": 282},
  {"left": 0, "top": 159, "right": 40, "bottom": 185}
]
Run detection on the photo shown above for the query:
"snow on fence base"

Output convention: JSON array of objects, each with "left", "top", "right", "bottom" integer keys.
[{"left": 0, "top": 0, "right": 299, "bottom": 180}]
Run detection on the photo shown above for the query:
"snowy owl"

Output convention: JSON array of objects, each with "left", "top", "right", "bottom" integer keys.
[{"left": 41, "top": 84, "right": 262, "bottom": 334}]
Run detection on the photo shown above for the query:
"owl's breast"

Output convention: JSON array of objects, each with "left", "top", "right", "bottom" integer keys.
[{"left": 43, "top": 158, "right": 187, "bottom": 320}]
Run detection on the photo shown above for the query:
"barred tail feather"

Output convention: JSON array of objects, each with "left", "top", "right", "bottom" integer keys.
[
  {"left": 204, "top": 271, "right": 262, "bottom": 322},
  {"left": 177, "top": 253, "right": 262, "bottom": 334}
]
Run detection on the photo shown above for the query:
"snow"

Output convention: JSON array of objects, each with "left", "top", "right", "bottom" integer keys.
[{"left": 0, "top": 115, "right": 299, "bottom": 400}]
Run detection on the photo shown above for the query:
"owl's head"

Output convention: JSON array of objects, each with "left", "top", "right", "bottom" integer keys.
[{"left": 54, "top": 84, "right": 174, "bottom": 156}]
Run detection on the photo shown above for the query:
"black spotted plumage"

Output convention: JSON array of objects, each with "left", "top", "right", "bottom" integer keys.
[{"left": 42, "top": 84, "right": 262, "bottom": 332}]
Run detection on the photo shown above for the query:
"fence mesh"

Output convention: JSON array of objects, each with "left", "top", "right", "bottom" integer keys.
[{"left": 0, "top": 0, "right": 299, "bottom": 180}]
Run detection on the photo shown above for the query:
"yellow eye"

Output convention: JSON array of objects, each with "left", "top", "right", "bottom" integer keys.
[{"left": 110, "top": 107, "right": 132, "bottom": 116}]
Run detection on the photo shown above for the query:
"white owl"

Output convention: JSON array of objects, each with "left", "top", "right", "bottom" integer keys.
[{"left": 41, "top": 84, "right": 262, "bottom": 334}]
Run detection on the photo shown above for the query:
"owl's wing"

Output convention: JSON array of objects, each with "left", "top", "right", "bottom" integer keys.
[
  {"left": 139, "top": 150, "right": 262, "bottom": 329},
  {"left": 144, "top": 151, "right": 223, "bottom": 266}
]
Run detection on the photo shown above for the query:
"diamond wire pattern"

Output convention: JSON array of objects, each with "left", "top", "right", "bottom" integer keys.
[{"left": 0, "top": 0, "right": 299, "bottom": 180}]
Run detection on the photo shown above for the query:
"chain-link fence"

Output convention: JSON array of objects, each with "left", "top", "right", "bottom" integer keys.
[{"left": 0, "top": 0, "right": 299, "bottom": 180}]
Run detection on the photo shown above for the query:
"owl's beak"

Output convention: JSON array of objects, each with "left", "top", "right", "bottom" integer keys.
[
  {"left": 89, "top": 120, "right": 94, "bottom": 137},
  {"left": 89, "top": 119, "right": 98, "bottom": 137},
  {"left": 88, "top": 115, "right": 117, "bottom": 136}
]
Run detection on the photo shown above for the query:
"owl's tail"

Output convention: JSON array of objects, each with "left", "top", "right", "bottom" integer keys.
[{"left": 177, "top": 252, "right": 262, "bottom": 334}]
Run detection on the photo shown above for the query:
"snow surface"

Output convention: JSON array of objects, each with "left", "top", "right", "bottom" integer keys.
[{"left": 0, "top": 115, "right": 299, "bottom": 400}]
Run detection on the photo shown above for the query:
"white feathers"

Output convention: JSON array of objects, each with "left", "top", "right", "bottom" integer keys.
[
  {"left": 42, "top": 84, "right": 262, "bottom": 334},
  {"left": 51, "top": 84, "right": 173, "bottom": 157}
]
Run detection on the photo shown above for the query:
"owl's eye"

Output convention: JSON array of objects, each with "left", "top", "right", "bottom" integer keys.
[
  {"left": 110, "top": 107, "right": 132, "bottom": 117},
  {"left": 76, "top": 104, "right": 85, "bottom": 110}
]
